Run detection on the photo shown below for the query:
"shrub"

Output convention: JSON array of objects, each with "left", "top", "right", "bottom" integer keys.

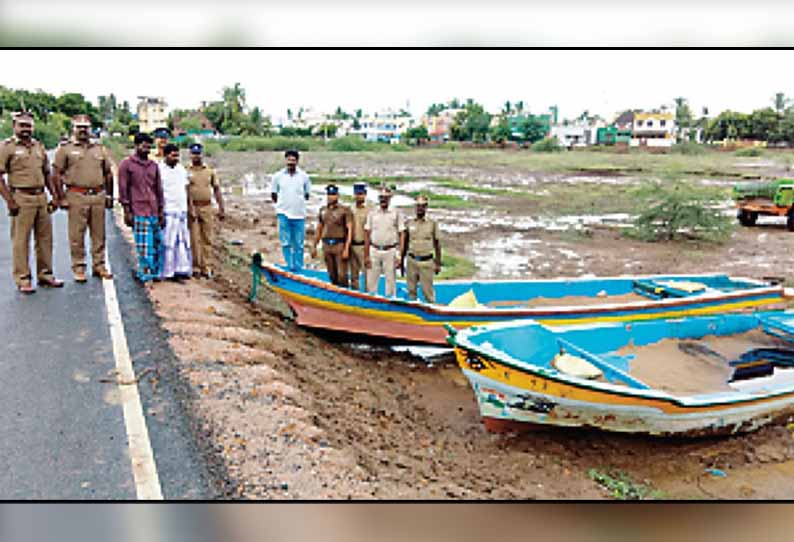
[
  {"left": 671, "top": 142, "right": 706, "bottom": 155},
  {"left": 223, "top": 136, "right": 317, "bottom": 152},
  {"left": 327, "top": 136, "right": 376, "bottom": 152},
  {"left": 101, "top": 137, "right": 128, "bottom": 161},
  {"left": 625, "top": 181, "right": 734, "bottom": 243},
  {"left": 531, "top": 137, "right": 564, "bottom": 152},
  {"left": 734, "top": 147, "right": 764, "bottom": 157},
  {"left": 201, "top": 140, "right": 222, "bottom": 157}
]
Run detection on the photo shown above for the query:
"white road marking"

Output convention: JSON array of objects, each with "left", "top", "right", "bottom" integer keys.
[{"left": 103, "top": 249, "right": 163, "bottom": 500}]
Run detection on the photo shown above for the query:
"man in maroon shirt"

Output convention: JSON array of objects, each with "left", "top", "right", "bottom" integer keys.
[{"left": 118, "top": 133, "right": 165, "bottom": 283}]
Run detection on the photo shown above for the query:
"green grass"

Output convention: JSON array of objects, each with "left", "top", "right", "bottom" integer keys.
[
  {"left": 309, "top": 175, "right": 414, "bottom": 186},
  {"left": 588, "top": 468, "right": 665, "bottom": 500},
  {"left": 432, "top": 177, "right": 513, "bottom": 196},
  {"left": 438, "top": 252, "right": 476, "bottom": 280},
  {"left": 406, "top": 191, "right": 477, "bottom": 209}
]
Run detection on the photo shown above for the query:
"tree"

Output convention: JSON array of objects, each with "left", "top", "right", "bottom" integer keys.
[
  {"left": 775, "top": 92, "right": 788, "bottom": 116},
  {"left": 503, "top": 100, "right": 512, "bottom": 115},
  {"left": 748, "top": 107, "right": 779, "bottom": 141},
  {"left": 404, "top": 125, "right": 429, "bottom": 143},
  {"left": 450, "top": 100, "right": 491, "bottom": 142},
  {"left": 489, "top": 118, "right": 511, "bottom": 144},
  {"left": 674, "top": 97, "right": 693, "bottom": 142},
  {"left": 514, "top": 100, "right": 524, "bottom": 115},
  {"left": 520, "top": 115, "right": 548, "bottom": 143}
]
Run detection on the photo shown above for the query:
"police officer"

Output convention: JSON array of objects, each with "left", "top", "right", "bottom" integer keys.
[
  {"left": 310, "top": 184, "right": 353, "bottom": 287},
  {"left": 0, "top": 112, "right": 64, "bottom": 293},
  {"left": 186, "top": 143, "right": 225, "bottom": 279},
  {"left": 348, "top": 182, "right": 370, "bottom": 291},
  {"left": 401, "top": 194, "right": 441, "bottom": 303},
  {"left": 365, "top": 185, "right": 405, "bottom": 297},
  {"left": 151, "top": 127, "right": 171, "bottom": 162},
  {"left": 52, "top": 114, "right": 115, "bottom": 282}
]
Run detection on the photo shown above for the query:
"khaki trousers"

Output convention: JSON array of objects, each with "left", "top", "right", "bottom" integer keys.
[
  {"left": 66, "top": 190, "right": 107, "bottom": 274},
  {"left": 9, "top": 191, "right": 53, "bottom": 286},
  {"left": 323, "top": 241, "right": 348, "bottom": 287},
  {"left": 367, "top": 247, "right": 397, "bottom": 297},
  {"left": 406, "top": 257, "right": 436, "bottom": 303},
  {"left": 348, "top": 244, "right": 366, "bottom": 290},
  {"left": 189, "top": 205, "right": 215, "bottom": 274}
]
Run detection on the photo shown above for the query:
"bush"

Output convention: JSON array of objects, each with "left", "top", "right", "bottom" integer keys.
[
  {"left": 734, "top": 147, "right": 764, "bottom": 157},
  {"left": 625, "top": 181, "right": 734, "bottom": 243},
  {"left": 671, "top": 142, "right": 706, "bottom": 155},
  {"left": 201, "top": 140, "right": 222, "bottom": 157},
  {"left": 327, "top": 136, "right": 377, "bottom": 152},
  {"left": 531, "top": 137, "right": 564, "bottom": 152},
  {"left": 101, "top": 137, "right": 129, "bottom": 161},
  {"left": 223, "top": 136, "right": 317, "bottom": 152}
]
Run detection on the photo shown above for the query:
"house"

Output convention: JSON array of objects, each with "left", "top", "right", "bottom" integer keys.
[
  {"left": 550, "top": 125, "right": 587, "bottom": 148},
  {"left": 422, "top": 108, "right": 463, "bottom": 142},
  {"left": 596, "top": 126, "right": 632, "bottom": 146},
  {"left": 613, "top": 110, "right": 635, "bottom": 131},
  {"left": 631, "top": 112, "right": 675, "bottom": 148},
  {"left": 136, "top": 96, "right": 168, "bottom": 134},
  {"left": 351, "top": 109, "right": 416, "bottom": 143},
  {"left": 172, "top": 110, "right": 216, "bottom": 135}
]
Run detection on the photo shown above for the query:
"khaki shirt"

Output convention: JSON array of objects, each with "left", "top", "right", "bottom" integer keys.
[
  {"left": 407, "top": 217, "right": 439, "bottom": 256},
  {"left": 365, "top": 206, "right": 405, "bottom": 247},
  {"left": 53, "top": 140, "right": 112, "bottom": 188},
  {"left": 351, "top": 203, "right": 371, "bottom": 243},
  {"left": 187, "top": 164, "right": 219, "bottom": 202},
  {"left": 0, "top": 137, "right": 49, "bottom": 188},
  {"left": 319, "top": 203, "right": 353, "bottom": 239}
]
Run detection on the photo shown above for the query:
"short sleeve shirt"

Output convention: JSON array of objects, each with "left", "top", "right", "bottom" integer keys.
[
  {"left": 407, "top": 217, "right": 439, "bottom": 256},
  {"left": 319, "top": 204, "right": 352, "bottom": 239},
  {"left": 159, "top": 162, "right": 189, "bottom": 213},
  {"left": 53, "top": 141, "right": 111, "bottom": 188},
  {"left": 187, "top": 164, "right": 219, "bottom": 202},
  {"left": 365, "top": 207, "right": 406, "bottom": 246},
  {"left": 0, "top": 137, "right": 48, "bottom": 188},
  {"left": 351, "top": 203, "right": 371, "bottom": 243},
  {"left": 271, "top": 167, "right": 311, "bottom": 219}
]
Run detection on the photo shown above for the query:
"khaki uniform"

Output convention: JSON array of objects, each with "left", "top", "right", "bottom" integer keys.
[
  {"left": 365, "top": 207, "right": 405, "bottom": 297},
  {"left": 187, "top": 164, "right": 220, "bottom": 274},
  {"left": 318, "top": 203, "right": 352, "bottom": 287},
  {"left": 0, "top": 137, "right": 55, "bottom": 287},
  {"left": 53, "top": 140, "right": 112, "bottom": 275},
  {"left": 348, "top": 203, "right": 370, "bottom": 290},
  {"left": 406, "top": 217, "right": 439, "bottom": 303}
]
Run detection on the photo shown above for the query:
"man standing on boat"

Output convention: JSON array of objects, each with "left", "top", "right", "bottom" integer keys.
[
  {"left": 310, "top": 184, "right": 353, "bottom": 287},
  {"left": 348, "top": 182, "right": 370, "bottom": 291},
  {"left": 270, "top": 149, "right": 311, "bottom": 272},
  {"left": 402, "top": 194, "right": 441, "bottom": 303},
  {"left": 364, "top": 185, "right": 405, "bottom": 297}
]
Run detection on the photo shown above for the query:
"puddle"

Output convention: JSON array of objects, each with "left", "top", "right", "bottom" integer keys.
[{"left": 434, "top": 209, "right": 634, "bottom": 234}]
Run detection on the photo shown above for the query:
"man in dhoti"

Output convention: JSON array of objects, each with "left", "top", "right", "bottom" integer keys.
[{"left": 159, "top": 143, "right": 192, "bottom": 281}]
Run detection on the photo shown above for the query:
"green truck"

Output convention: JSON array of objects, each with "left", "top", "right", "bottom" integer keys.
[{"left": 733, "top": 178, "right": 794, "bottom": 231}]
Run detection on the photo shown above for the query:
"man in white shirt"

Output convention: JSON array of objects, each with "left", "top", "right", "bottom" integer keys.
[
  {"left": 159, "top": 143, "right": 193, "bottom": 280},
  {"left": 270, "top": 149, "right": 311, "bottom": 272},
  {"left": 364, "top": 186, "right": 406, "bottom": 297}
]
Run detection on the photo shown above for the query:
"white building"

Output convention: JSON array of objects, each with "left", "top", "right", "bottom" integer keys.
[
  {"left": 631, "top": 112, "right": 676, "bottom": 148},
  {"left": 136, "top": 96, "right": 168, "bottom": 134},
  {"left": 349, "top": 109, "right": 417, "bottom": 143}
]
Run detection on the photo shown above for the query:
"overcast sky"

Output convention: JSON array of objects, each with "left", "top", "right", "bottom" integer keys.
[{"left": 3, "top": 50, "right": 794, "bottom": 121}]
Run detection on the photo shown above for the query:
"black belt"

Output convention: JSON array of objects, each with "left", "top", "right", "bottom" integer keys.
[
  {"left": 351, "top": 240, "right": 365, "bottom": 246},
  {"left": 372, "top": 243, "right": 397, "bottom": 251},
  {"left": 409, "top": 253, "right": 434, "bottom": 262},
  {"left": 11, "top": 187, "right": 44, "bottom": 195},
  {"left": 323, "top": 238, "right": 345, "bottom": 245}
]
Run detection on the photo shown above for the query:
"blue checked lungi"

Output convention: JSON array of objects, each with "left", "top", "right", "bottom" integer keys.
[
  {"left": 133, "top": 216, "right": 163, "bottom": 282},
  {"left": 160, "top": 211, "right": 192, "bottom": 279}
]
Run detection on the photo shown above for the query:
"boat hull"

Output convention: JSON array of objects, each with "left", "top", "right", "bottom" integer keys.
[
  {"left": 450, "top": 313, "right": 794, "bottom": 437},
  {"left": 261, "top": 264, "right": 786, "bottom": 345}
]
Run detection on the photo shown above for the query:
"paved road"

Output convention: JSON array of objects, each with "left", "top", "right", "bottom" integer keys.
[{"left": 0, "top": 207, "right": 214, "bottom": 499}]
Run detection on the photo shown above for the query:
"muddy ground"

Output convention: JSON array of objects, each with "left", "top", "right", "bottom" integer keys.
[{"left": 133, "top": 149, "right": 794, "bottom": 499}]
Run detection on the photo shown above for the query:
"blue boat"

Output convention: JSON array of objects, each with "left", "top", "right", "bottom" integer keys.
[
  {"left": 448, "top": 310, "right": 794, "bottom": 436},
  {"left": 250, "top": 254, "right": 787, "bottom": 345}
]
